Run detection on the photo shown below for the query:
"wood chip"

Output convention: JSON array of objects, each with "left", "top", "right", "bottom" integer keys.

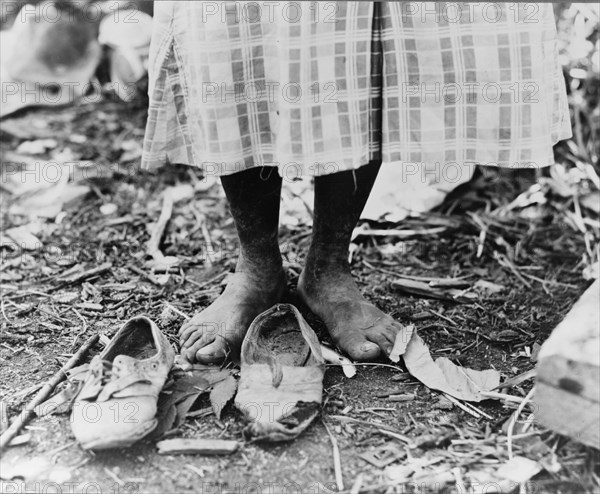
[
  {"left": 387, "top": 393, "right": 416, "bottom": 403},
  {"left": 359, "top": 443, "right": 406, "bottom": 468},
  {"left": 156, "top": 438, "right": 239, "bottom": 455}
]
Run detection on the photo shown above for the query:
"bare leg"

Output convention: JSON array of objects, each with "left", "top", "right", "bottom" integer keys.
[
  {"left": 179, "top": 167, "right": 286, "bottom": 363},
  {"left": 298, "top": 160, "right": 405, "bottom": 361}
]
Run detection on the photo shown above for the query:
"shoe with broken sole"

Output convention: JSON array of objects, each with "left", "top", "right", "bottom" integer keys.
[
  {"left": 70, "top": 315, "right": 175, "bottom": 450},
  {"left": 234, "top": 304, "right": 325, "bottom": 442}
]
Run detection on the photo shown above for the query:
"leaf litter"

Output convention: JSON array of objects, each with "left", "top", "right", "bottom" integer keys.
[
  {"left": 1, "top": 6, "right": 598, "bottom": 490},
  {"left": 152, "top": 364, "right": 238, "bottom": 437}
]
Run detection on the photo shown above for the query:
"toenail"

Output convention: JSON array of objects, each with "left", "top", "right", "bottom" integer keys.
[{"left": 361, "top": 343, "right": 376, "bottom": 352}]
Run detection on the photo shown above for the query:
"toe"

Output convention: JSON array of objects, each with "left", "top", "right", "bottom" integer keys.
[
  {"left": 193, "top": 339, "right": 228, "bottom": 364},
  {"left": 182, "top": 333, "right": 214, "bottom": 361},
  {"left": 180, "top": 325, "right": 205, "bottom": 350},
  {"left": 366, "top": 330, "right": 394, "bottom": 357},
  {"left": 178, "top": 319, "right": 192, "bottom": 337},
  {"left": 179, "top": 326, "right": 199, "bottom": 349},
  {"left": 337, "top": 330, "right": 381, "bottom": 361}
]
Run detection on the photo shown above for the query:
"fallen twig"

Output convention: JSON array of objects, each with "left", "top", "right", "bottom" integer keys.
[
  {"left": 392, "top": 278, "right": 477, "bottom": 303},
  {"left": 200, "top": 216, "right": 216, "bottom": 267},
  {"left": 323, "top": 420, "right": 344, "bottom": 491},
  {"left": 493, "top": 369, "right": 536, "bottom": 391},
  {"left": 165, "top": 302, "right": 191, "bottom": 320},
  {"left": 352, "top": 226, "right": 447, "bottom": 239},
  {"left": 0, "top": 334, "right": 99, "bottom": 450},
  {"left": 147, "top": 192, "right": 173, "bottom": 259},
  {"left": 349, "top": 473, "right": 364, "bottom": 494},
  {"left": 156, "top": 438, "right": 239, "bottom": 455},
  {"left": 442, "top": 393, "right": 482, "bottom": 418},
  {"left": 129, "top": 265, "right": 163, "bottom": 285},
  {"left": 146, "top": 192, "right": 180, "bottom": 271},
  {"left": 507, "top": 387, "right": 535, "bottom": 459},
  {"left": 0, "top": 402, "right": 8, "bottom": 433},
  {"left": 480, "top": 391, "right": 526, "bottom": 403},
  {"left": 329, "top": 415, "right": 412, "bottom": 444},
  {"left": 50, "top": 263, "right": 112, "bottom": 292},
  {"left": 321, "top": 345, "right": 357, "bottom": 378},
  {"left": 494, "top": 253, "right": 532, "bottom": 289}
]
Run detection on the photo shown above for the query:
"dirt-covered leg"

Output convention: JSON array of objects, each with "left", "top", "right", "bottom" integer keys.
[
  {"left": 179, "top": 167, "right": 286, "bottom": 363},
  {"left": 298, "top": 160, "right": 406, "bottom": 361}
]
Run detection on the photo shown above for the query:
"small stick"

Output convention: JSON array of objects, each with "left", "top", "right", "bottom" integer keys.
[
  {"left": 0, "top": 333, "right": 98, "bottom": 450},
  {"left": 199, "top": 218, "right": 215, "bottom": 267},
  {"left": 350, "top": 473, "right": 364, "bottom": 494},
  {"left": 147, "top": 193, "right": 174, "bottom": 260},
  {"left": 323, "top": 421, "right": 344, "bottom": 491},
  {"left": 492, "top": 369, "right": 536, "bottom": 391},
  {"left": 428, "top": 310, "right": 459, "bottom": 327},
  {"left": 461, "top": 401, "right": 494, "bottom": 420},
  {"left": 352, "top": 226, "right": 447, "bottom": 239},
  {"left": 321, "top": 345, "right": 356, "bottom": 378},
  {"left": 495, "top": 253, "right": 532, "bottom": 289},
  {"left": 442, "top": 393, "right": 482, "bottom": 418},
  {"left": 165, "top": 302, "right": 191, "bottom": 320},
  {"left": 378, "top": 429, "right": 413, "bottom": 445},
  {"left": 129, "top": 265, "right": 162, "bottom": 285},
  {"left": 0, "top": 401, "right": 9, "bottom": 433},
  {"left": 507, "top": 387, "right": 535, "bottom": 459},
  {"left": 49, "top": 263, "right": 112, "bottom": 292},
  {"left": 480, "top": 391, "right": 526, "bottom": 403}
]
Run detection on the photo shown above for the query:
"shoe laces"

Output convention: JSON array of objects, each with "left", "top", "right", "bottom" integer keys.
[{"left": 90, "top": 358, "right": 115, "bottom": 386}]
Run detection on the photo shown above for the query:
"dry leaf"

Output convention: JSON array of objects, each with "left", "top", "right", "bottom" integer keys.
[
  {"left": 153, "top": 374, "right": 211, "bottom": 438},
  {"left": 154, "top": 366, "right": 237, "bottom": 436},
  {"left": 403, "top": 332, "right": 500, "bottom": 402},
  {"left": 1, "top": 456, "right": 71, "bottom": 483},
  {"left": 209, "top": 375, "right": 238, "bottom": 419},
  {"left": 496, "top": 456, "right": 542, "bottom": 484},
  {"left": 5, "top": 223, "right": 43, "bottom": 250},
  {"left": 389, "top": 324, "right": 415, "bottom": 362}
]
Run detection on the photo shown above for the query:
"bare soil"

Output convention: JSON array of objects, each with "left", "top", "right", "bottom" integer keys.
[{"left": 1, "top": 98, "right": 598, "bottom": 494}]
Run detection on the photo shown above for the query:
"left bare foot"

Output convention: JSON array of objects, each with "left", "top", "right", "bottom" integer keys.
[{"left": 297, "top": 259, "right": 406, "bottom": 361}]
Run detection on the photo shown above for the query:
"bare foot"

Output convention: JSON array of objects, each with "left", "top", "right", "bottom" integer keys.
[
  {"left": 298, "top": 261, "right": 404, "bottom": 361},
  {"left": 179, "top": 267, "right": 287, "bottom": 363}
]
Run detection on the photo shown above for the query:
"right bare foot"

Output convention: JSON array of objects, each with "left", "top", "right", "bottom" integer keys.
[{"left": 179, "top": 267, "right": 287, "bottom": 364}]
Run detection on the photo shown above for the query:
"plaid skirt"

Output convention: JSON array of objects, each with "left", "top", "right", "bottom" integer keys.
[{"left": 142, "top": 2, "right": 571, "bottom": 177}]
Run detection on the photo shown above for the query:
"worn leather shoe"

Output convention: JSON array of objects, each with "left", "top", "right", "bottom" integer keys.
[
  {"left": 70, "top": 315, "right": 175, "bottom": 450},
  {"left": 235, "top": 304, "right": 325, "bottom": 442}
]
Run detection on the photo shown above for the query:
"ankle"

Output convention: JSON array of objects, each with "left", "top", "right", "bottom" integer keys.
[
  {"left": 236, "top": 253, "right": 284, "bottom": 282},
  {"left": 300, "top": 255, "right": 352, "bottom": 294},
  {"left": 304, "top": 247, "right": 349, "bottom": 274}
]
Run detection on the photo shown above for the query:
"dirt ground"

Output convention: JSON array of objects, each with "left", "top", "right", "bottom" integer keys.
[{"left": 1, "top": 90, "right": 599, "bottom": 494}]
